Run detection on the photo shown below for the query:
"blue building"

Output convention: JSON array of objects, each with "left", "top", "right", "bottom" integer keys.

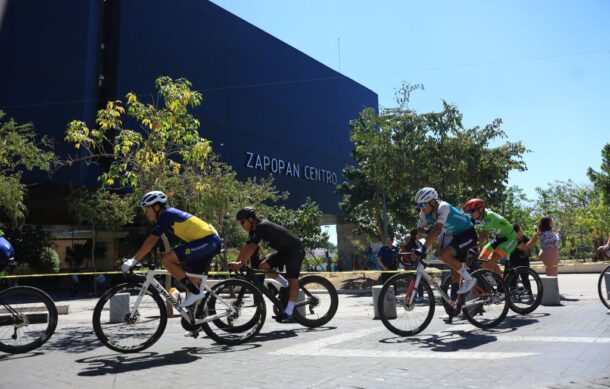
[{"left": 0, "top": 0, "right": 377, "bottom": 266}]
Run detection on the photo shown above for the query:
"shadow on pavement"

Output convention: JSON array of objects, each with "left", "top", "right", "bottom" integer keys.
[
  {"left": 250, "top": 326, "right": 337, "bottom": 343},
  {"left": 379, "top": 329, "right": 498, "bottom": 352},
  {"left": 0, "top": 351, "right": 44, "bottom": 361},
  {"left": 43, "top": 326, "right": 101, "bottom": 353},
  {"left": 76, "top": 349, "right": 200, "bottom": 376}
]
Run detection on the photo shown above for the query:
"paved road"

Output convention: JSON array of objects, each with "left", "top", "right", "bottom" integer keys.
[{"left": 1, "top": 274, "right": 609, "bottom": 388}]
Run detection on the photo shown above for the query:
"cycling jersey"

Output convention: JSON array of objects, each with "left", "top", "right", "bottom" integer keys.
[
  {"left": 418, "top": 201, "right": 473, "bottom": 234},
  {"left": 0, "top": 236, "right": 15, "bottom": 274},
  {"left": 477, "top": 210, "right": 514, "bottom": 238},
  {"left": 151, "top": 207, "right": 217, "bottom": 242},
  {"left": 247, "top": 219, "right": 304, "bottom": 253}
]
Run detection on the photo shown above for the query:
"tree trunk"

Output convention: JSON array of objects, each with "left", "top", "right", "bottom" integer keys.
[{"left": 92, "top": 226, "right": 97, "bottom": 296}]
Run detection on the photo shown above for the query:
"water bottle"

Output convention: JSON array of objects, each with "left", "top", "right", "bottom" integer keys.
[{"left": 169, "top": 287, "right": 181, "bottom": 304}]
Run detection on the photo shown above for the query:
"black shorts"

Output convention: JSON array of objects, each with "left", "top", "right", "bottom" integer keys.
[
  {"left": 263, "top": 248, "right": 305, "bottom": 278},
  {"left": 447, "top": 227, "right": 478, "bottom": 262}
]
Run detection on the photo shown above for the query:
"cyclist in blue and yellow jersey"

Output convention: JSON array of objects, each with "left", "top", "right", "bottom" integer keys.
[
  {"left": 121, "top": 191, "right": 222, "bottom": 307},
  {"left": 230, "top": 207, "right": 305, "bottom": 323},
  {"left": 464, "top": 198, "right": 518, "bottom": 275},
  {"left": 0, "top": 229, "right": 16, "bottom": 277},
  {"left": 413, "top": 187, "right": 478, "bottom": 295}
]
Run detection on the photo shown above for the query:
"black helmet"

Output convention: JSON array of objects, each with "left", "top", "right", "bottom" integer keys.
[{"left": 236, "top": 207, "right": 257, "bottom": 221}]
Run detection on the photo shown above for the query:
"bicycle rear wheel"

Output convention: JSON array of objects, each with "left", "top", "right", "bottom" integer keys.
[
  {"left": 200, "top": 278, "right": 266, "bottom": 345},
  {"left": 505, "top": 266, "right": 543, "bottom": 315},
  {"left": 378, "top": 273, "right": 434, "bottom": 336},
  {"left": 292, "top": 275, "right": 338, "bottom": 328},
  {"left": 462, "top": 270, "right": 509, "bottom": 329},
  {"left": 598, "top": 264, "right": 610, "bottom": 309},
  {"left": 0, "top": 286, "right": 58, "bottom": 354},
  {"left": 92, "top": 282, "right": 167, "bottom": 353}
]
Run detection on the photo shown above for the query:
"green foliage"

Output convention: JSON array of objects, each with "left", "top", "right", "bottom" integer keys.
[
  {"left": 68, "top": 188, "right": 135, "bottom": 230},
  {"left": 588, "top": 143, "right": 610, "bottom": 205},
  {"left": 1, "top": 224, "right": 53, "bottom": 270},
  {"left": 0, "top": 111, "right": 55, "bottom": 222},
  {"left": 339, "top": 83, "right": 528, "bottom": 240},
  {"left": 66, "top": 241, "right": 108, "bottom": 269},
  {"left": 35, "top": 247, "right": 60, "bottom": 273}
]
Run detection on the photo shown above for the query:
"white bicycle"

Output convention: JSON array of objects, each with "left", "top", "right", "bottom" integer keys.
[{"left": 92, "top": 261, "right": 266, "bottom": 353}]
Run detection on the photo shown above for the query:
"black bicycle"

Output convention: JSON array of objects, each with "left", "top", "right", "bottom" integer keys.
[
  {"left": 598, "top": 263, "right": 610, "bottom": 309},
  {"left": 441, "top": 254, "right": 543, "bottom": 317},
  {"left": 0, "top": 285, "right": 58, "bottom": 354},
  {"left": 233, "top": 266, "right": 339, "bottom": 328}
]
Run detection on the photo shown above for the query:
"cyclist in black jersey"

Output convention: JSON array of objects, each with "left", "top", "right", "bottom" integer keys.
[{"left": 230, "top": 207, "right": 305, "bottom": 323}]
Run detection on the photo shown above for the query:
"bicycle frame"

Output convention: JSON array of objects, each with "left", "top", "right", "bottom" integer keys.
[{"left": 130, "top": 268, "right": 237, "bottom": 326}]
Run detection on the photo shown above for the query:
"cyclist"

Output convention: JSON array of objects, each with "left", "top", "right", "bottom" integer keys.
[
  {"left": 413, "top": 187, "right": 478, "bottom": 295},
  {"left": 463, "top": 198, "right": 517, "bottom": 275},
  {"left": 121, "top": 191, "right": 222, "bottom": 308},
  {"left": 230, "top": 207, "right": 305, "bottom": 323}
]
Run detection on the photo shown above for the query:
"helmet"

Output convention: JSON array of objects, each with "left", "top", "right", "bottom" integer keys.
[
  {"left": 464, "top": 198, "right": 485, "bottom": 213},
  {"left": 140, "top": 191, "right": 168, "bottom": 207},
  {"left": 236, "top": 207, "right": 257, "bottom": 221},
  {"left": 414, "top": 187, "right": 438, "bottom": 203}
]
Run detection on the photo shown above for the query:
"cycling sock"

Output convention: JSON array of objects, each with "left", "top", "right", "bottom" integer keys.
[
  {"left": 276, "top": 275, "right": 289, "bottom": 288},
  {"left": 285, "top": 301, "right": 295, "bottom": 316},
  {"left": 459, "top": 267, "right": 473, "bottom": 281},
  {"left": 181, "top": 277, "right": 200, "bottom": 294}
]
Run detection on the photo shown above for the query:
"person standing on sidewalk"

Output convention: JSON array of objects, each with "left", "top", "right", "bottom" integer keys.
[
  {"left": 537, "top": 217, "right": 562, "bottom": 276},
  {"left": 509, "top": 223, "right": 539, "bottom": 301},
  {"left": 376, "top": 237, "right": 397, "bottom": 284}
]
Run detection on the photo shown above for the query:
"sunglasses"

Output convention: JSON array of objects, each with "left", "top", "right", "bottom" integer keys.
[
  {"left": 417, "top": 202, "right": 428, "bottom": 209},
  {"left": 466, "top": 208, "right": 480, "bottom": 214}
]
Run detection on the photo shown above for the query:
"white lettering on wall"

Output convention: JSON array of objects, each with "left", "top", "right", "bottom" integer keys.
[{"left": 244, "top": 151, "right": 337, "bottom": 185}]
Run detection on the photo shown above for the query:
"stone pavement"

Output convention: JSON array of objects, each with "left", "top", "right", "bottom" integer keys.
[{"left": 0, "top": 273, "right": 608, "bottom": 388}]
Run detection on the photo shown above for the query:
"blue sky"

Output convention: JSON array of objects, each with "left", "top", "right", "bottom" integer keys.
[{"left": 213, "top": 0, "right": 610, "bottom": 205}]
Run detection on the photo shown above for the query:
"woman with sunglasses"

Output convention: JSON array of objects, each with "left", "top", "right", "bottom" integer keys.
[
  {"left": 412, "top": 187, "right": 478, "bottom": 295},
  {"left": 463, "top": 198, "right": 517, "bottom": 275}
]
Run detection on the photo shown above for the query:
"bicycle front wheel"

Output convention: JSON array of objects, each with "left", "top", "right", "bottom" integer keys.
[
  {"left": 598, "top": 264, "right": 610, "bottom": 309},
  {"left": 200, "top": 278, "right": 266, "bottom": 345},
  {"left": 378, "top": 273, "right": 434, "bottom": 336},
  {"left": 505, "top": 266, "right": 543, "bottom": 315},
  {"left": 462, "top": 270, "right": 509, "bottom": 329},
  {"left": 0, "top": 286, "right": 58, "bottom": 354},
  {"left": 92, "top": 282, "right": 167, "bottom": 353},
  {"left": 293, "top": 275, "right": 339, "bottom": 328}
]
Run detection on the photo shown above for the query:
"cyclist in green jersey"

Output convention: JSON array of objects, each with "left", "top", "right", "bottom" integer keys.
[{"left": 464, "top": 198, "right": 517, "bottom": 275}]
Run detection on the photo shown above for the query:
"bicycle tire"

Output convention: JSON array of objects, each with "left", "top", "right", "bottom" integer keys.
[
  {"left": 378, "top": 273, "right": 435, "bottom": 336},
  {"left": 462, "top": 269, "right": 509, "bottom": 329},
  {"left": 292, "top": 275, "right": 338, "bottom": 328},
  {"left": 440, "top": 276, "right": 461, "bottom": 317},
  {"left": 200, "top": 278, "right": 266, "bottom": 345},
  {"left": 598, "top": 264, "right": 610, "bottom": 309},
  {"left": 505, "top": 266, "right": 543, "bottom": 315},
  {"left": 0, "top": 286, "right": 58, "bottom": 354},
  {"left": 92, "top": 282, "right": 167, "bottom": 353}
]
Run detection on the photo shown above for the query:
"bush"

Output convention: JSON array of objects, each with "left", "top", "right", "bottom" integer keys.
[
  {"left": 33, "top": 247, "right": 60, "bottom": 273},
  {"left": 2, "top": 224, "right": 53, "bottom": 268}
]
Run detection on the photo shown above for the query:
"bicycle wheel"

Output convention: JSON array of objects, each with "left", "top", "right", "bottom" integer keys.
[
  {"left": 440, "top": 275, "right": 461, "bottom": 317},
  {"left": 200, "top": 278, "right": 266, "bottom": 345},
  {"left": 598, "top": 264, "right": 610, "bottom": 309},
  {"left": 92, "top": 282, "right": 167, "bottom": 353},
  {"left": 0, "top": 286, "right": 58, "bottom": 354},
  {"left": 462, "top": 269, "right": 509, "bottom": 329},
  {"left": 378, "top": 273, "right": 434, "bottom": 336},
  {"left": 292, "top": 275, "right": 339, "bottom": 328},
  {"left": 505, "top": 266, "right": 543, "bottom": 315}
]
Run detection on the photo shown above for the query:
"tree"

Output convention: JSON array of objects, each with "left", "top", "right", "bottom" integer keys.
[
  {"left": 338, "top": 82, "right": 528, "bottom": 240},
  {"left": 1, "top": 224, "right": 53, "bottom": 272},
  {"left": 67, "top": 188, "right": 135, "bottom": 270},
  {"left": 0, "top": 111, "right": 55, "bottom": 222},
  {"left": 588, "top": 143, "right": 610, "bottom": 204}
]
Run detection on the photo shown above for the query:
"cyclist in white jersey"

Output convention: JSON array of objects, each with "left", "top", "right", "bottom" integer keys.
[{"left": 413, "top": 187, "right": 478, "bottom": 294}]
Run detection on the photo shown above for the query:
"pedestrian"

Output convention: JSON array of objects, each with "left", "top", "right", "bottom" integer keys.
[
  {"left": 70, "top": 274, "right": 81, "bottom": 297},
  {"left": 376, "top": 237, "right": 397, "bottom": 284},
  {"left": 401, "top": 229, "right": 425, "bottom": 299},
  {"left": 537, "top": 217, "right": 562, "bottom": 276},
  {"left": 509, "top": 223, "right": 539, "bottom": 301},
  {"left": 325, "top": 249, "right": 332, "bottom": 272}
]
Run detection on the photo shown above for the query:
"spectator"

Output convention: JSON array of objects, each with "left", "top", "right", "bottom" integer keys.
[
  {"left": 376, "top": 237, "right": 397, "bottom": 283},
  {"left": 70, "top": 274, "right": 81, "bottom": 297},
  {"left": 401, "top": 229, "right": 424, "bottom": 300},
  {"left": 537, "top": 217, "right": 562, "bottom": 276},
  {"left": 325, "top": 249, "right": 332, "bottom": 272},
  {"left": 509, "top": 223, "right": 539, "bottom": 301}
]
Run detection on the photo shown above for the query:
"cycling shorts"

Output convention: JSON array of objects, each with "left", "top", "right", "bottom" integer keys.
[
  {"left": 263, "top": 248, "right": 305, "bottom": 278},
  {"left": 174, "top": 234, "right": 222, "bottom": 274},
  {"left": 447, "top": 227, "right": 478, "bottom": 262},
  {"left": 480, "top": 234, "right": 518, "bottom": 260}
]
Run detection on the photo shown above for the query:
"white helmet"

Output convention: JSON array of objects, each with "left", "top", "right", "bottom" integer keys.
[
  {"left": 414, "top": 187, "right": 438, "bottom": 203},
  {"left": 140, "top": 191, "right": 168, "bottom": 207}
]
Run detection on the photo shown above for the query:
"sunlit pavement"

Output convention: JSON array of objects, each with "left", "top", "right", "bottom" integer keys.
[{"left": 1, "top": 273, "right": 608, "bottom": 388}]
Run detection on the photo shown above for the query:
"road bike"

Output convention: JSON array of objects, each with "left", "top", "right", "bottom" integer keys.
[
  {"left": 92, "top": 261, "right": 266, "bottom": 353},
  {"left": 234, "top": 266, "right": 338, "bottom": 328},
  {"left": 598, "top": 263, "right": 610, "bottom": 309},
  {"left": 0, "top": 283, "right": 58, "bottom": 354},
  {"left": 441, "top": 256, "right": 543, "bottom": 316},
  {"left": 377, "top": 253, "right": 509, "bottom": 337}
]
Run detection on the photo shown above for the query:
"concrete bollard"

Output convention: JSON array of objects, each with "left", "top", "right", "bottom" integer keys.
[
  {"left": 109, "top": 293, "right": 130, "bottom": 323},
  {"left": 604, "top": 274, "right": 610, "bottom": 300},
  {"left": 540, "top": 276, "right": 561, "bottom": 306},
  {"left": 372, "top": 285, "right": 396, "bottom": 319}
]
